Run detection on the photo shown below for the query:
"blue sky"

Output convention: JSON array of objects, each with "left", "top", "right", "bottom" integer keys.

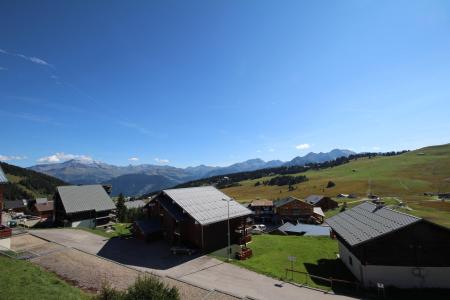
[{"left": 1, "top": 0, "right": 449, "bottom": 168}]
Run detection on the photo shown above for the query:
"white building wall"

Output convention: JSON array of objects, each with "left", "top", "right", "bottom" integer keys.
[
  {"left": 363, "top": 265, "right": 450, "bottom": 289},
  {"left": 0, "top": 237, "right": 11, "bottom": 249},
  {"left": 71, "top": 218, "right": 95, "bottom": 228},
  {"left": 338, "top": 240, "right": 363, "bottom": 282},
  {"left": 338, "top": 240, "right": 450, "bottom": 289}
]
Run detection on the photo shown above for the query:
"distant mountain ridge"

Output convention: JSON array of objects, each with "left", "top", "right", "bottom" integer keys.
[{"left": 29, "top": 149, "right": 355, "bottom": 196}]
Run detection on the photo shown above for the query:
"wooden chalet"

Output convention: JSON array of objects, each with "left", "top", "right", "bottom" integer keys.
[
  {"left": 248, "top": 199, "right": 274, "bottom": 223},
  {"left": 54, "top": 185, "right": 116, "bottom": 228},
  {"left": 273, "top": 197, "right": 320, "bottom": 223},
  {"left": 305, "top": 195, "right": 338, "bottom": 211},
  {"left": 142, "top": 186, "right": 252, "bottom": 252},
  {"left": 327, "top": 202, "right": 450, "bottom": 289}
]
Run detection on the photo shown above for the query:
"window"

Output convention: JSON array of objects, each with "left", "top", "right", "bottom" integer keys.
[{"left": 349, "top": 256, "right": 353, "bottom": 266}]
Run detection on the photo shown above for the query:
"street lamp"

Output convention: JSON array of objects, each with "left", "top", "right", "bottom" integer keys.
[{"left": 222, "top": 197, "right": 231, "bottom": 261}]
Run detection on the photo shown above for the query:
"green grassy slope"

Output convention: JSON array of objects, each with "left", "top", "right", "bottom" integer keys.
[
  {"left": 0, "top": 256, "right": 90, "bottom": 300},
  {"left": 1, "top": 162, "right": 67, "bottom": 199},
  {"left": 222, "top": 143, "right": 450, "bottom": 226}
]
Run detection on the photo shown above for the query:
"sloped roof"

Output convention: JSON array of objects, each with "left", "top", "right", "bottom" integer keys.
[
  {"left": 3, "top": 200, "right": 26, "bottom": 210},
  {"left": 36, "top": 198, "right": 48, "bottom": 205},
  {"left": 0, "top": 165, "right": 7, "bottom": 184},
  {"left": 250, "top": 199, "right": 273, "bottom": 207},
  {"left": 35, "top": 201, "right": 54, "bottom": 212},
  {"left": 124, "top": 200, "right": 146, "bottom": 209},
  {"left": 277, "top": 222, "right": 295, "bottom": 233},
  {"left": 305, "top": 195, "right": 325, "bottom": 204},
  {"left": 57, "top": 185, "right": 116, "bottom": 214},
  {"left": 274, "top": 196, "right": 312, "bottom": 208},
  {"left": 285, "top": 224, "right": 330, "bottom": 236},
  {"left": 313, "top": 207, "right": 325, "bottom": 217},
  {"left": 326, "top": 202, "right": 421, "bottom": 246},
  {"left": 162, "top": 186, "right": 252, "bottom": 226}
]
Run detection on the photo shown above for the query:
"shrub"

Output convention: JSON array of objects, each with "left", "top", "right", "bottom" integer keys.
[
  {"left": 326, "top": 181, "right": 335, "bottom": 188},
  {"left": 96, "top": 276, "right": 179, "bottom": 300}
]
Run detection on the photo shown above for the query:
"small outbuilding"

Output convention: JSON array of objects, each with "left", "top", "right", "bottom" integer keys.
[
  {"left": 305, "top": 195, "right": 338, "bottom": 211},
  {"left": 54, "top": 185, "right": 116, "bottom": 228},
  {"left": 327, "top": 202, "right": 450, "bottom": 289}
]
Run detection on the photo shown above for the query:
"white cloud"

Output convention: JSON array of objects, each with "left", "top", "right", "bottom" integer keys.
[
  {"left": 268, "top": 148, "right": 275, "bottom": 152},
  {"left": 37, "top": 152, "right": 93, "bottom": 164},
  {"left": 154, "top": 158, "right": 170, "bottom": 164},
  {"left": 16, "top": 53, "right": 50, "bottom": 66},
  {"left": 128, "top": 157, "right": 139, "bottom": 162},
  {"left": 372, "top": 146, "right": 381, "bottom": 151},
  {"left": 0, "top": 67, "right": 7, "bottom": 71},
  {"left": 0, "top": 48, "right": 51, "bottom": 67},
  {"left": 295, "top": 143, "right": 310, "bottom": 150},
  {"left": 0, "top": 155, "right": 27, "bottom": 161}
]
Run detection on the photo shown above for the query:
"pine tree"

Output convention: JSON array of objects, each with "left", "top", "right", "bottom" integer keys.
[{"left": 116, "top": 193, "right": 127, "bottom": 222}]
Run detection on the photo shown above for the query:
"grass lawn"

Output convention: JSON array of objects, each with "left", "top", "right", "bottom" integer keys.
[
  {"left": 0, "top": 255, "right": 90, "bottom": 300},
  {"left": 78, "top": 223, "right": 132, "bottom": 238},
  {"left": 227, "top": 235, "right": 355, "bottom": 290}
]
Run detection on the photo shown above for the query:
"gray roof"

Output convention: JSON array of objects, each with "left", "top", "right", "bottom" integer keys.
[
  {"left": 274, "top": 196, "right": 307, "bottom": 208},
  {"left": 326, "top": 202, "right": 421, "bottom": 246},
  {"left": 284, "top": 224, "right": 330, "bottom": 236},
  {"left": 162, "top": 186, "right": 252, "bottom": 226},
  {"left": 124, "top": 200, "right": 146, "bottom": 209},
  {"left": 57, "top": 185, "right": 116, "bottom": 214},
  {"left": 305, "top": 195, "right": 325, "bottom": 204},
  {"left": 0, "top": 165, "right": 7, "bottom": 184},
  {"left": 36, "top": 198, "right": 48, "bottom": 205},
  {"left": 3, "top": 200, "right": 26, "bottom": 210}
]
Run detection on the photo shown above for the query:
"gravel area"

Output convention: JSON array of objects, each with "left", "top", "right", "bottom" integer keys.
[
  {"left": 31, "top": 248, "right": 141, "bottom": 291},
  {"left": 10, "top": 234, "right": 48, "bottom": 251}
]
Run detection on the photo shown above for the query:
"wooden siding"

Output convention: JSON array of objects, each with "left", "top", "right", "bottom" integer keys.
[{"left": 275, "top": 199, "right": 313, "bottom": 221}]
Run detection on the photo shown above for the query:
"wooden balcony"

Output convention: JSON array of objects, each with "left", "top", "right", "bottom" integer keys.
[
  {"left": 238, "top": 234, "right": 252, "bottom": 245},
  {"left": 0, "top": 226, "right": 12, "bottom": 239}
]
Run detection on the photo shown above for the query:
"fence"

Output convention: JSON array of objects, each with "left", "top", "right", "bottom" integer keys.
[{"left": 285, "top": 268, "right": 360, "bottom": 293}]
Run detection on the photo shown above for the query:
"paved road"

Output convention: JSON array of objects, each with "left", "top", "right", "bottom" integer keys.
[{"left": 32, "top": 229, "right": 358, "bottom": 300}]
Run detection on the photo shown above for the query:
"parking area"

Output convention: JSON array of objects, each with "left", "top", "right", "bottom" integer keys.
[{"left": 30, "top": 229, "right": 356, "bottom": 300}]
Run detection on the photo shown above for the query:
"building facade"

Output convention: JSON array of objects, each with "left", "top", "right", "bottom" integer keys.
[{"left": 327, "top": 202, "right": 450, "bottom": 289}]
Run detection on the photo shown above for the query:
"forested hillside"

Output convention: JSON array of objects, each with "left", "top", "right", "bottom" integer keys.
[{"left": 0, "top": 162, "right": 67, "bottom": 200}]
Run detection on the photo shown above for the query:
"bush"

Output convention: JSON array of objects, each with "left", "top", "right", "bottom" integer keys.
[
  {"left": 326, "top": 181, "right": 335, "bottom": 188},
  {"left": 96, "top": 276, "right": 179, "bottom": 300}
]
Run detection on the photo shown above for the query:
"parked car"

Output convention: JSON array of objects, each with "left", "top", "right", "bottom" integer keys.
[
  {"left": 7, "top": 220, "right": 17, "bottom": 228},
  {"left": 250, "top": 224, "right": 266, "bottom": 234}
]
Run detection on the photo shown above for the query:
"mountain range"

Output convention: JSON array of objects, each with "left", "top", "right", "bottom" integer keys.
[{"left": 29, "top": 149, "right": 355, "bottom": 196}]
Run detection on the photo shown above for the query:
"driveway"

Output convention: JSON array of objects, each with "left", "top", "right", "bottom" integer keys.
[{"left": 32, "top": 229, "right": 358, "bottom": 300}]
